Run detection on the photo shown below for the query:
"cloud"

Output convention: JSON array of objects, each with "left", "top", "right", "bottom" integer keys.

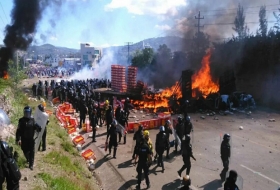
[
  {"left": 155, "top": 24, "right": 171, "bottom": 31},
  {"left": 104, "top": 0, "right": 187, "bottom": 16}
]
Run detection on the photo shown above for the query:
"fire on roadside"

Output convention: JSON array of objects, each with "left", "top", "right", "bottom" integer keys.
[
  {"left": 192, "top": 49, "right": 219, "bottom": 98},
  {"left": 131, "top": 81, "right": 182, "bottom": 111},
  {"left": 3, "top": 71, "right": 9, "bottom": 80}
]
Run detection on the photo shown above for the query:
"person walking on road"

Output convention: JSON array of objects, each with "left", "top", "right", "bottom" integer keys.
[
  {"left": 135, "top": 137, "right": 152, "bottom": 190},
  {"left": 177, "top": 134, "right": 196, "bottom": 177},
  {"left": 155, "top": 126, "right": 168, "bottom": 173},
  {"left": 220, "top": 133, "right": 231, "bottom": 181},
  {"left": 106, "top": 120, "right": 118, "bottom": 159},
  {"left": 224, "top": 170, "right": 240, "bottom": 190},
  {"left": 132, "top": 125, "right": 143, "bottom": 159}
]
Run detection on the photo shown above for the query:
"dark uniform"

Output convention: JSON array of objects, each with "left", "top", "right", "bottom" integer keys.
[
  {"left": 163, "top": 120, "right": 173, "bottom": 158},
  {"left": 90, "top": 109, "right": 98, "bottom": 142},
  {"left": 118, "top": 110, "right": 128, "bottom": 144},
  {"left": 0, "top": 141, "right": 20, "bottom": 190},
  {"left": 136, "top": 138, "right": 151, "bottom": 190},
  {"left": 155, "top": 126, "right": 168, "bottom": 172},
  {"left": 177, "top": 135, "right": 196, "bottom": 176},
  {"left": 220, "top": 134, "right": 231, "bottom": 181},
  {"left": 124, "top": 97, "right": 130, "bottom": 119},
  {"left": 79, "top": 98, "right": 88, "bottom": 129},
  {"left": 184, "top": 116, "right": 193, "bottom": 136},
  {"left": 32, "top": 83, "right": 37, "bottom": 97},
  {"left": 132, "top": 125, "right": 143, "bottom": 159},
  {"left": 175, "top": 116, "right": 184, "bottom": 153},
  {"left": 106, "top": 122, "right": 118, "bottom": 158},
  {"left": 16, "top": 106, "right": 41, "bottom": 170},
  {"left": 105, "top": 106, "right": 113, "bottom": 133},
  {"left": 224, "top": 170, "right": 239, "bottom": 190}
]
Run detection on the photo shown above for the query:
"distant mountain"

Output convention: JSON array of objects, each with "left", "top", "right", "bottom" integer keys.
[{"left": 27, "top": 36, "right": 185, "bottom": 57}]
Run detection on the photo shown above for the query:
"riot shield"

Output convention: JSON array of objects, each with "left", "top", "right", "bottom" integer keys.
[
  {"left": 116, "top": 120, "right": 126, "bottom": 136},
  {"left": 171, "top": 120, "right": 181, "bottom": 150},
  {"left": 34, "top": 106, "right": 49, "bottom": 153}
]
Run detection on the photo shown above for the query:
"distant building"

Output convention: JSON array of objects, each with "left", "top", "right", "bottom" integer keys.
[
  {"left": 80, "top": 43, "right": 102, "bottom": 68},
  {"left": 45, "top": 55, "right": 60, "bottom": 67}
]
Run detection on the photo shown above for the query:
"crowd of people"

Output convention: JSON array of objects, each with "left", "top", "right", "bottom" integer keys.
[{"left": 25, "top": 65, "right": 76, "bottom": 78}]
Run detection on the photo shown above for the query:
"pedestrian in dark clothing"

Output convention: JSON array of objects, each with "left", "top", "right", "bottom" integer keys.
[
  {"left": 124, "top": 97, "right": 130, "bottom": 119},
  {"left": 90, "top": 109, "right": 98, "bottom": 142},
  {"left": 224, "top": 170, "right": 239, "bottom": 190},
  {"left": 32, "top": 83, "right": 37, "bottom": 97},
  {"left": 175, "top": 116, "right": 184, "bottom": 154},
  {"left": 79, "top": 99, "right": 88, "bottom": 129},
  {"left": 184, "top": 116, "right": 193, "bottom": 136},
  {"left": 106, "top": 120, "right": 118, "bottom": 159},
  {"left": 163, "top": 120, "right": 173, "bottom": 159},
  {"left": 135, "top": 137, "right": 152, "bottom": 190},
  {"left": 220, "top": 134, "right": 231, "bottom": 181},
  {"left": 118, "top": 110, "right": 128, "bottom": 144},
  {"left": 155, "top": 126, "right": 168, "bottom": 173},
  {"left": 16, "top": 106, "right": 41, "bottom": 170},
  {"left": 132, "top": 125, "right": 143, "bottom": 159},
  {"left": 105, "top": 105, "right": 113, "bottom": 133},
  {"left": 179, "top": 175, "right": 191, "bottom": 190},
  {"left": 115, "top": 105, "right": 121, "bottom": 121},
  {"left": 177, "top": 134, "right": 196, "bottom": 177},
  {"left": 0, "top": 140, "right": 20, "bottom": 190}
]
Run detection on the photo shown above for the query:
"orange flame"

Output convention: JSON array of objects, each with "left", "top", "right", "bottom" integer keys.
[
  {"left": 3, "top": 71, "right": 9, "bottom": 80},
  {"left": 131, "top": 81, "right": 182, "bottom": 111},
  {"left": 192, "top": 49, "right": 219, "bottom": 98}
]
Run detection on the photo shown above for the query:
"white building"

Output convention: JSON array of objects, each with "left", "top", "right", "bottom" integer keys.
[
  {"left": 80, "top": 43, "right": 102, "bottom": 68},
  {"left": 45, "top": 55, "right": 60, "bottom": 67}
]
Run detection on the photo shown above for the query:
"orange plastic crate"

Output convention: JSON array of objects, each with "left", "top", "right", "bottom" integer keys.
[
  {"left": 81, "top": 149, "right": 96, "bottom": 160},
  {"left": 72, "top": 135, "right": 85, "bottom": 145}
]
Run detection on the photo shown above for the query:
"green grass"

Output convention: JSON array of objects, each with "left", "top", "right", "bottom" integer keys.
[
  {"left": 43, "top": 151, "right": 83, "bottom": 177},
  {"left": 37, "top": 173, "right": 84, "bottom": 190},
  {"left": 61, "top": 140, "right": 79, "bottom": 156}
]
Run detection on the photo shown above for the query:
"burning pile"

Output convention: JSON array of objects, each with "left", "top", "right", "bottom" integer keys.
[
  {"left": 192, "top": 49, "right": 219, "bottom": 98},
  {"left": 131, "top": 81, "right": 182, "bottom": 111}
]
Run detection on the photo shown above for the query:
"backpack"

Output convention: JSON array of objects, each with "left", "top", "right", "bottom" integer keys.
[{"left": 0, "top": 141, "right": 21, "bottom": 182}]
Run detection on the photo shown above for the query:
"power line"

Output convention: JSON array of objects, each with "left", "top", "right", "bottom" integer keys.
[
  {"left": 125, "top": 42, "right": 133, "bottom": 65},
  {"left": 204, "top": 20, "right": 277, "bottom": 26},
  {"left": 0, "top": 14, "right": 5, "bottom": 26},
  {"left": 195, "top": 11, "right": 204, "bottom": 33},
  {"left": 0, "top": 2, "right": 8, "bottom": 23},
  {"left": 203, "top": 9, "right": 279, "bottom": 17}
]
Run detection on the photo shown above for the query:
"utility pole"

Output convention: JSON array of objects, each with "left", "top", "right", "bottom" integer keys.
[
  {"left": 125, "top": 42, "right": 133, "bottom": 65},
  {"left": 195, "top": 11, "right": 204, "bottom": 34},
  {"left": 195, "top": 11, "right": 204, "bottom": 51}
]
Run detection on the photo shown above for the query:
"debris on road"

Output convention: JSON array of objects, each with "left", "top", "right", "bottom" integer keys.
[
  {"left": 214, "top": 117, "right": 219, "bottom": 120},
  {"left": 239, "top": 126, "right": 244, "bottom": 130},
  {"left": 269, "top": 119, "right": 275, "bottom": 122},
  {"left": 201, "top": 116, "right": 205, "bottom": 119}
]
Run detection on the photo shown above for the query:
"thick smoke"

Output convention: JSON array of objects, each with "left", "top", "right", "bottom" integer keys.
[
  {"left": 0, "top": 0, "right": 64, "bottom": 77},
  {"left": 69, "top": 50, "right": 114, "bottom": 80}
]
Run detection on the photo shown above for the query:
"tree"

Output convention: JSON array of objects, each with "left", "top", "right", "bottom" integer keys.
[
  {"left": 191, "top": 31, "right": 210, "bottom": 53},
  {"left": 258, "top": 6, "right": 267, "bottom": 36},
  {"left": 131, "top": 48, "right": 154, "bottom": 68},
  {"left": 233, "top": 3, "right": 248, "bottom": 39},
  {"left": 8, "top": 60, "right": 26, "bottom": 91},
  {"left": 273, "top": 8, "right": 280, "bottom": 31}
]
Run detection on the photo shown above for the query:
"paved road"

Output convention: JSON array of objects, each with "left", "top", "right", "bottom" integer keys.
[{"left": 79, "top": 110, "right": 280, "bottom": 190}]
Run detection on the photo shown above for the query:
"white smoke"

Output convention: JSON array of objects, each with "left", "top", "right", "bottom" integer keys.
[{"left": 69, "top": 50, "right": 114, "bottom": 80}]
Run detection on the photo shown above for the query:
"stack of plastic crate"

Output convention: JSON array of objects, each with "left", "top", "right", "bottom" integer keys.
[
  {"left": 127, "top": 66, "right": 137, "bottom": 93},
  {"left": 111, "top": 65, "right": 127, "bottom": 92}
]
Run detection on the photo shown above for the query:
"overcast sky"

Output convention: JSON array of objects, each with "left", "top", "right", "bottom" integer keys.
[{"left": 0, "top": 0, "right": 279, "bottom": 49}]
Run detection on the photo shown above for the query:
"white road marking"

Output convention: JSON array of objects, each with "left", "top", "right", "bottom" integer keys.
[{"left": 240, "top": 164, "right": 280, "bottom": 185}]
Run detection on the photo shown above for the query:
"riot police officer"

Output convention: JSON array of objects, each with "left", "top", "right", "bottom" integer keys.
[
  {"left": 164, "top": 120, "right": 173, "bottom": 158},
  {"left": 16, "top": 106, "right": 41, "bottom": 170},
  {"left": 132, "top": 125, "right": 144, "bottom": 159},
  {"left": 118, "top": 110, "right": 128, "bottom": 144},
  {"left": 106, "top": 120, "right": 118, "bottom": 159},
  {"left": 184, "top": 116, "right": 193, "bottom": 136},
  {"left": 136, "top": 137, "right": 152, "bottom": 190},
  {"left": 90, "top": 109, "right": 98, "bottom": 142},
  {"left": 177, "top": 134, "right": 196, "bottom": 176},
  {"left": 124, "top": 97, "right": 130, "bottom": 119},
  {"left": 155, "top": 126, "right": 168, "bottom": 173},
  {"left": 220, "top": 133, "right": 231, "bottom": 181},
  {"left": 224, "top": 170, "right": 239, "bottom": 190},
  {"left": 175, "top": 116, "right": 184, "bottom": 154}
]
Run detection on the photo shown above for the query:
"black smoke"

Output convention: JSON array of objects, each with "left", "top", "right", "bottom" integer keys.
[{"left": 0, "top": 0, "right": 43, "bottom": 77}]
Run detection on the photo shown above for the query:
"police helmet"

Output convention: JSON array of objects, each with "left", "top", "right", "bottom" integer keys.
[
  {"left": 178, "top": 116, "right": 183, "bottom": 123},
  {"left": 112, "top": 119, "right": 118, "bottom": 126},
  {"left": 23, "top": 106, "right": 32, "bottom": 118},
  {"left": 138, "top": 125, "right": 143, "bottom": 131},
  {"left": 185, "top": 100, "right": 189, "bottom": 104},
  {"left": 38, "top": 104, "right": 45, "bottom": 112},
  {"left": 93, "top": 109, "right": 97, "bottom": 113},
  {"left": 186, "top": 116, "right": 191, "bottom": 123},
  {"left": 223, "top": 133, "right": 230, "bottom": 141},
  {"left": 165, "top": 120, "right": 171, "bottom": 126},
  {"left": 159, "top": 126, "right": 165, "bottom": 132}
]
